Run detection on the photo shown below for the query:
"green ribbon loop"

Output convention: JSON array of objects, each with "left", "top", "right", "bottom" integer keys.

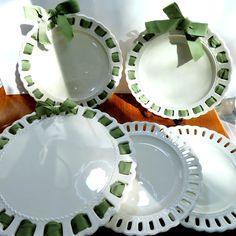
[
  {"left": 24, "top": 0, "right": 80, "bottom": 45},
  {"left": 145, "top": 2, "right": 208, "bottom": 61}
]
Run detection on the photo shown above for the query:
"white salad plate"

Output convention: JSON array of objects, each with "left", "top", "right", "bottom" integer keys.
[
  {"left": 165, "top": 125, "right": 236, "bottom": 232},
  {"left": 126, "top": 29, "right": 232, "bottom": 119},
  {"left": 0, "top": 106, "right": 136, "bottom": 236},
  {"left": 19, "top": 14, "right": 123, "bottom": 107},
  {"left": 106, "top": 122, "right": 202, "bottom": 235}
]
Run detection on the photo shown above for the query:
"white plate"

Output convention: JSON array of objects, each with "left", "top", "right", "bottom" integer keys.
[
  {"left": 126, "top": 29, "right": 232, "bottom": 119},
  {"left": 0, "top": 106, "right": 136, "bottom": 236},
  {"left": 106, "top": 122, "right": 202, "bottom": 235},
  {"left": 165, "top": 125, "right": 236, "bottom": 232},
  {"left": 19, "top": 14, "right": 123, "bottom": 107}
]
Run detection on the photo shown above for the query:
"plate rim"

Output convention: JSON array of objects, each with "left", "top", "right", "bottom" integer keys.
[
  {"left": 106, "top": 121, "right": 202, "bottom": 235},
  {"left": 125, "top": 29, "right": 232, "bottom": 119},
  {"left": 165, "top": 125, "right": 236, "bottom": 232},
  {"left": 0, "top": 106, "right": 136, "bottom": 236},
  {"left": 18, "top": 13, "right": 123, "bottom": 108}
]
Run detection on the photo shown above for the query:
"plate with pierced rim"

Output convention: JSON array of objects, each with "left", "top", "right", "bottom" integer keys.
[
  {"left": 126, "top": 29, "right": 232, "bottom": 119},
  {"left": 0, "top": 106, "right": 136, "bottom": 236},
  {"left": 165, "top": 125, "right": 236, "bottom": 232},
  {"left": 19, "top": 14, "right": 123, "bottom": 107},
  {"left": 106, "top": 122, "right": 202, "bottom": 235}
]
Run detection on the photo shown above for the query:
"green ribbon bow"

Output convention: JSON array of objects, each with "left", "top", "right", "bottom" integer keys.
[
  {"left": 34, "top": 98, "right": 78, "bottom": 118},
  {"left": 24, "top": 0, "right": 80, "bottom": 45},
  {"left": 145, "top": 2, "right": 208, "bottom": 61}
]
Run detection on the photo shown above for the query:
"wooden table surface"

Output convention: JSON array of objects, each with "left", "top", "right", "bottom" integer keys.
[{"left": 0, "top": 87, "right": 235, "bottom": 236}]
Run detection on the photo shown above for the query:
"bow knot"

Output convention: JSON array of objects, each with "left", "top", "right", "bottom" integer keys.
[
  {"left": 145, "top": 2, "right": 208, "bottom": 62},
  {"left": 24, "top": 0, "right": 80, "bottom": 45}
]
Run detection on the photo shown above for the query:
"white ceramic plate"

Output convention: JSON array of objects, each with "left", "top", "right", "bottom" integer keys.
[
  {"left": 106, "top": 122, "right": 202, "bottom": 235},
  {"left": 0, "top": 106, "right": 136, "bottom": 236},
  {"left": 19, "top": 14, "right": 123, "bottom": 107},
  {"left": 126, "top": 29, "right": 232, "bottom": 119},
  {"left": 165, "top": 125, "right": 236, "bottom": 232}
]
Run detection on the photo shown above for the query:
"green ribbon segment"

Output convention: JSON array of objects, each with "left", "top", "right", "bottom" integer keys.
[
  {"left": 9, "top": 123, "right": 24, "bottom": 135},
  {"left": 71, "top": 214, "right": 91, "bottom": 234},
  {"left": 0, "top": 210, "right": 14, "bottom": 230},
  {"left": 94, "top": 199, "right": 114, "bottom": 219},
  {"left": 145, "top": 2, "right": 208, "bottom": 61},
  {"left": 15, "top": 220, "right": 36, "bottom": 236},
  {"left": 0, "top": 137, "right": 9, "bottom": 149},
  {"left": 24, "top": 0, "right": 80, "bottom": 45},
  {"left": 44, "top": 221, "right": 62, "bottom": 236}
]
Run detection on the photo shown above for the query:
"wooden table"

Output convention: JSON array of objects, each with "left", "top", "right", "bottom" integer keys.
[{"left": 0, "top": 87, "right": 234, "bottom": 236}]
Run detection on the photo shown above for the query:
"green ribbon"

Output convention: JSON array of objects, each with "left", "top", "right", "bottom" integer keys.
[
  {"left": 24, "top": 0, "right": 80, "bottom": 45},
  {"left": 34, "top": 98, "right": 78, "bottom": 118},
  {"left": 145, "top": 2, "right": 208, "bottom": 61}
]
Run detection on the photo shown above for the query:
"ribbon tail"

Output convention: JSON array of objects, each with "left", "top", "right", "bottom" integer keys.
[
  {"left": 163, "top": 2, "right": 183, "bottom": 19},
  {"left": 57, "top": 15, "right": 74, "bottom": 41},
  {"left": 24, "top": 5, "right": 48, "bottom": 20},
  {"left": 145, "top": 19, "right": 181, "bottom": 34},
  {"left": 187, "top": 38, "right": 204, "bottom": 61},
  {"left": 38, "top": 21, "right": 51, "bottom": 45},
  {"left": 186, "top": 22, "right": 208, "bottom": 37}
]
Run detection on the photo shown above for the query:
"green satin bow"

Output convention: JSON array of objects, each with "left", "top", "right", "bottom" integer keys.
[
  {"left": 145, "top": 2, "right": 208, "bottom": 61},
  {"left": 24, "top": 0, "right": 80, "bottom": 45}
]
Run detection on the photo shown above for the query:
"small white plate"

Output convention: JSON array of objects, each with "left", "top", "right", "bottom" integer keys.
[
  {"left": 19, "top": 14, "right": 123, "bottom": 107},
  {"left": 165, "top": 125, "right": 236, "bottom": 232},
  {"left": 126, "top": 29, "right": 232, "bottom": 119},
  {"left": 106, "top": 122, "right": 202, "bottom": 235},
  {"left": 0, "top": 107, "right": 136, "bottom": 236}
]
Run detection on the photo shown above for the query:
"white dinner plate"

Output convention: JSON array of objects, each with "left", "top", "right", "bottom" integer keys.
[
  {"left": 19, "top": 14, "right": 123, "bottom": 107},
  {"left": 0, "top": 106, "right": 136, "bottom": 236},
  {"left": 165, "top": 125, "right": 236, "bottom": 232},
  {"left": 126, "top": 29, "right": 232, "bottom": 119},
  {"left": 106, "top": 122, "right": 202, "bottom": 235}
]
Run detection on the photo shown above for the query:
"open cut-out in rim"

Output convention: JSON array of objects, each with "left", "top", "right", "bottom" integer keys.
[
  {"left": 126, "top": 29, "right": 232, "bottom": 119},
  {"left": 106, "top": 122, "right": 202, "bottom": 235},
  {"left": 19, "top": 14, "right": 123, "bottom": 108},
  {"left": 164, "top": 125, "right": 236, "bottom": 232},
  {"left": 0, "top": 106, "right": 136, "bottom": 236}
]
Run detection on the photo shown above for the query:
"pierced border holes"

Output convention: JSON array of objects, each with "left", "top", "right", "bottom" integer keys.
[
  {"left": 215, "top": 218, "right": 221, "bottom": 227},
  {"left": 176, "top": 206, "right": 184, "bottom": 214},
  {"left": 210, "top": 133, "right": 214, "bottom": 140},
  {"left": 149, "top": 221, "right": 154, "bottom": 230},
  {"left": 231, "top": 212, "right": 236, "bottom": 218},
  {"left": 185, "top": 216, "right": 189, "bottom": 223},
  {"left": 186, "top": 128, "right": 190, "bottom": 135},
  {"left": 181, "top": 199, "right": 191, "bottom": 206},
  {"left": 224, "top": 142, "right": 230, "bottom": 148},
  {"left": 186, "top": 190, "right": 197, "bottom": 198},
  {"left": 205, "top": 219, "right": 211, "bottom": 227},
  {"left": 143, "top": 123, "right": 147, "bottom": 131},
  {"left": 224, "top": 216, "right": 231, "bottom": 224},
  {"left": 127, "top": 221, "right": 132, "bottom": 230},
  {"left": 189, "top": 165, "right": 198, "bottom": 170},
  {"left": 159, "top": 218, "right": 165, "bottom": 227},
  {"left": 186, "top": 157, "right": 195, "bottom": 162},
  {"left": 195, "top": 218, "right": 200, "bottom": 226},
  {"left": 116, "top": 219, "right": 123, "bottom": 227},
  {"left": 194, "top": 129, "right": 197, "bottom": 135},
  {"left": 150, "top": 125, "right": 155, "bottom": 133},
  {"left": 138, "top": 222, "right": 143, "bottom": 231},
  {"left": 126, "top": 125, "right": 130, "bottom": 132},
  {"left": 178, "top": 129, "right": 182, "bottom": 135},
  {"left": 202, "top": 131, "right": 206, "bottom": 137},
  {"left": 168, "top": 213, "right": 175, "bottom": 222},
  {"left": 135, "top": 124, "right": 138, "bottom": 131},
  {"left": 231, "top": 149, "right": 236, "bottom": 153},
  {"left": 217, "top": 137, "right": 223, "bottom": 143}
]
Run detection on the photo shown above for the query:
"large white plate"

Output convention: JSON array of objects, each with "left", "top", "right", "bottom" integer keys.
[
  {"left": 106, "top": 122, "right": 202, "bottom": 235},
  {"left": 126, "top": 29, "right": 232, "bottom": 119},
  {"left": 0, "top": 106, "right": 136, "bottom": 236},
  {"left": 19, "top": 14, "right": 123, "bottom": 107},
  {"left": 165, "top": 125, "right": 236, "bottom": 232}
]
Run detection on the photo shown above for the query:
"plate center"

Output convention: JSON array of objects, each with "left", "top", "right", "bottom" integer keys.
[
  {"left": 137, "top": 34, "right": 215, "bottom": 108},
  {"left": 120, "top": 134, "right": 184, "bottom": 216},
  {"left": 182, "top": 134, "right": 236, "bottom": 214},
  {"left": 0, "top": 116, "right": 117, "bottom": 219},
  {"left": 31, "top": 29, "right": 110, "bottom": 101}
]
